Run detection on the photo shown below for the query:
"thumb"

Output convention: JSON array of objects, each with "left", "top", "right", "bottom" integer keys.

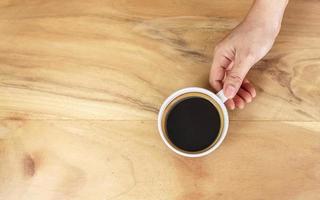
[{"left": 223, "top": 55, "right": 253, "bottom": 99}]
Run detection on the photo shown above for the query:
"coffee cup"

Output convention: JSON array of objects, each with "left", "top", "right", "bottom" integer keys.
[{"left": 158, "top": 87, "right": 229, "bottom": 157}]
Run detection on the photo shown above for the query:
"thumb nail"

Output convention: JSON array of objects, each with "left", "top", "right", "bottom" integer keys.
[{"left": 225, "top": 85, "right": 236, "bottom": 98}]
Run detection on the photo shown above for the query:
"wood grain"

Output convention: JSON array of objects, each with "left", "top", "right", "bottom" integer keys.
[
  {"left": 0, "top": 0, "right": 319, "bottom": 199},
  {"left": 0, "top": 120, "right": 320, "bottom": 200},
  {"left": 0, "top": 0, "right": 319, "bottom": 120}
]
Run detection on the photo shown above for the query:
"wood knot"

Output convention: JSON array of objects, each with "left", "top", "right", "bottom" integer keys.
[{"left": 23, "top": 154, "right": 36, "bottom": 177}]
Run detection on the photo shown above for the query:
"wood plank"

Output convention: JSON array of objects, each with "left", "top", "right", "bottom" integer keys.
[
  {"left": 0, "top": 120, "right": 319, "bottom": 200},
  {"left": 0, "top": 0, "right": 320, "bottom": 198},
  {"left": 0, "top": 0, "right": 319, "bottom": 121}
]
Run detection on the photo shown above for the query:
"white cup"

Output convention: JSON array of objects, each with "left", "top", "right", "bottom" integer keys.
[{"left": 157, "top": 87, "right": 229, "bottom": 157}]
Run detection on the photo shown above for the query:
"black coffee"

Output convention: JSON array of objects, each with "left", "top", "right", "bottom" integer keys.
[{"left": 166, "top": 97, "right": 221, "bottom": 152}]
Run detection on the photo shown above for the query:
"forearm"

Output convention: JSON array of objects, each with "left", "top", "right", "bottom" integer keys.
[{"left": 244, "top": 0, "right": 289, "bottom": 35}]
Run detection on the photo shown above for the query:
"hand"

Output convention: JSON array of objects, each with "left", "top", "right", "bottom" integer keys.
[{"left": 209, "top": 0, "right": 288, "bottom": 110}]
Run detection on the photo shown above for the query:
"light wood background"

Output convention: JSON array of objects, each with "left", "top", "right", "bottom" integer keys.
[{"left": 0, "top": 0, "right": 320, "bottom": 199}]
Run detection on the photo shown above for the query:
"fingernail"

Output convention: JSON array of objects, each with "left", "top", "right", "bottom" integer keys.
[{"left": 225, "top": 85, "right": 236, "bottom": 98}]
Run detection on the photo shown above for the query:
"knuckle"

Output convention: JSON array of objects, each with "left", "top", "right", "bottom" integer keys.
[
  {"left": 209, "top": 79, "right": 221, "bottom": 91},
  {"left": 228, "top": 73, "right": 243, "bottom": 84}
]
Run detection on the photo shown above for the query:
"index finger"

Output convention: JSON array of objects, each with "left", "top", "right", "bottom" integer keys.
[{"left": 209, "top": 54, "right": 232, "bottom": 92}]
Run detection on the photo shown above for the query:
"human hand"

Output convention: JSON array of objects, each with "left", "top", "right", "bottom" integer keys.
[{"left": 209, "top": 0, "right": 288, "bottom": 110}]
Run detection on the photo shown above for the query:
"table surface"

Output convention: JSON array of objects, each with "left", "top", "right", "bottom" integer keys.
[{"left": 0, "top": 0, "right": 320, "bottom": 199}]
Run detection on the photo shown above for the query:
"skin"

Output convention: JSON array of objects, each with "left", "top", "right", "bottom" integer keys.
[{"left": 209, "top": 0, "right": 289, "bottom": 110}]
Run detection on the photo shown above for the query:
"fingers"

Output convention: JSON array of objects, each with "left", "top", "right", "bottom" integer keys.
[
  {"left": 225, "top": 99, "right": 235, "bottom": 110},
  {"left": 237, "top": 88, "right": 252, "bottom": 103},
  {"left": 209, "top": 48, "right": 232, "bottom": 92},
  {"left": 210, "top": 44, "right": 258, "bottom": 110},
  {"left": 223, "top": 54, "right": 255, "bottom": 99},
  {"left": 233, "top": 95, "right": 245, "bottom": 109},
  {"left": 242, "top": 81, "right": 256, "bottom": 97},
  {"left": 227, "top": 81, "right": 257, "bottom": 110}
]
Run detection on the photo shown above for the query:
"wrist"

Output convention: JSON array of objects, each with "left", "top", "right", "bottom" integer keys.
[
  {"left": 244, "top": 0, "right": 288, "bottom": 36},
  {"left": 243, "top": 14, "right": 281, "bottom": 37}
]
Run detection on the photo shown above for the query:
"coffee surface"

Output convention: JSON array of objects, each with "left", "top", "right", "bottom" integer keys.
[{"left": 166, "top": 97, "right": 221, "bottom": 152}]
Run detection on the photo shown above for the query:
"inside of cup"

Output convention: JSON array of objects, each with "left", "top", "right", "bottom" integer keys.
[{"left": 161, "top": 92, "right": 225, "bottom": 154}]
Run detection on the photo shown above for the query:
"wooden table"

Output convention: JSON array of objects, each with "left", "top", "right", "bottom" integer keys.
[{"left": 0, "top": 0, "right": 319, "bottom": 199}]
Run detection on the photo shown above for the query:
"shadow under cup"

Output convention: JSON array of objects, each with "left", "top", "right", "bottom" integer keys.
[{"left": 160, "top": 92, "right": 225, "bottom": 155}]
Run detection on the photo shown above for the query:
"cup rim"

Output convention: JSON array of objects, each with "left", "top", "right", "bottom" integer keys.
[{"left": 157, "top": 87, "right": 229, "bottom": 157}]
